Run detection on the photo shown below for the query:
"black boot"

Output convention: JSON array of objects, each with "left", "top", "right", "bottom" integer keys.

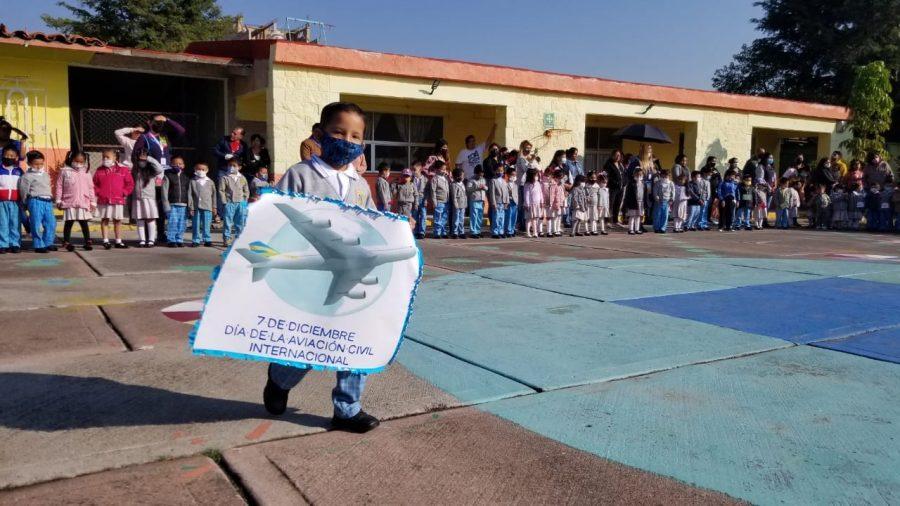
[
  {"left": 263, "top": 377, "right": 289, "bottom": 415},
  {"left": 331, "top": 410, "right": 380, "bottom": 433}
]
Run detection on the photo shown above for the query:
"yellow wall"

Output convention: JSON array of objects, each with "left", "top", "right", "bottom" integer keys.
[
  {"left": 0, "top": 47, "right": 85, "bottom": 164},
  {"left": 265, "top": 63, "right": 848, "bottom": 176},
  {"left": 235, "top": 89, "right": 267, "bottom": 122}
]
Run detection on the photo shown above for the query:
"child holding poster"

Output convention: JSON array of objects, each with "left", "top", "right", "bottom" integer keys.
[{"left": 270, "top": 102, "right": 380, "bottom": 433}]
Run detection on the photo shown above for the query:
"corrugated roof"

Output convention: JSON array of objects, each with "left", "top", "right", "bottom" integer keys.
[{"left": 0, "top": 23, "right": 106, "bottom": 47}]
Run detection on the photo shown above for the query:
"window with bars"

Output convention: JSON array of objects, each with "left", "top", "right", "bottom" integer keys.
[{"left": 363, "top": 112, "right": 443, "bottom": 171}]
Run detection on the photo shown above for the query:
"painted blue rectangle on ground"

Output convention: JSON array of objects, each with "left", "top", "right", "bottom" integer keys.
[
  {"left": 617, "top": 278, "right": 900, "bottom": 344},
  {"left": 813, "top": 327, "right": 900, "bottom": 364}
]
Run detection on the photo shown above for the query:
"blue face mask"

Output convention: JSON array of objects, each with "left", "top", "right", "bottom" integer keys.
[{"left": 320, "top": 134, "right": 364, "bottom": 168}]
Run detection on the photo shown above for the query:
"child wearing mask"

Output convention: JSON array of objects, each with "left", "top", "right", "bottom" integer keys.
[
  {"left": 411, "top": 161, "right": 428, "bottom": 239},
  {"left": 672, "top": 174, "right": 689, "bottom": 233},
  {"left": 161, "top": 155, "right": 191, "bottom": 247},
  {"left": 865, "top": 183, "right": 882, "bottom": 231},
  {"left": 546, "top": 170, "right": 566, "bottom": 237},
  {"left": 504, "top": 167, "right": 519, "bottom": 238},
  {"left": 596, "top": 174, "right": 610, "bottom": 235},
  {"left": 426, "top": 160, "right": 450, "bottom": 239},
  {"left": 848, "top": 182, "right": 866, "bottom": 230},
  {"left": 375, "top": 162, "right": 392, "bottom": 212},
  {"left": 131, "top": 150, "right": 165, "bottom": 247},
  {"left": 652, "top": 169, "right": 674, "bottom": 233},
  {"left": 624, "top": 168, "right": 645, "bottom": 235},
  {"left": 830, "top": 185, "right": 849, "bottom": 230},
  {"left": 736, "top": 176, "right": 757, "bottom": 231},
  {"left": 790, "top": 180, "right": 804, "bottom": 228},
  {"left": 250, "top": 167, "right": 270, "bottom": 202},
  {"left": 487, "top": 164, "right": 509, "bottom": 239},
  {"left": 466, "top": 165, "right": 487, "bottom": 238},
  {"left": 717, "top": 172, "right": 739, "bottom": 232},
  {"left": 55, "top": 151, "right": 97, "bottom": 251},
  {"left": 584, "top": 172, "right": 601, "bottom": 235},
  {"left": 449, "top": 168, "right": 468, "bottom": 239},
  {"left": 218, "top": 158, "right": 250, "bottom": 246},
  {"left": 813, "top": 184, "right": 832, "bottom": 230},
  {"left": 523, "top": 168, "right": 544, "bottom": 238},
  {"left": 188, "top": 163, "right": 217, "bottom": 247},
  {"left": 569, "top": 174, "right": 588, "bottom": 236},
  {"left": 18, "top": 150, "right": 57, "bottom": 252},
  {"left": 394, "top": 169, "right": 418, "bottom": 221},
  {"left": 0, "top": 146, "right": 23, "bottom": 253},
  {"left": 94, "top": 148, "right": 135, "bottom": 249},
  {"left": 754, "top": 180, "right": 769, "bottom": 230},
  {"left": 773, "top": 178, "right": 792, "bottom": 229},
  {"left": 685, "top": 171, "right": 703, "bottom": 231}
]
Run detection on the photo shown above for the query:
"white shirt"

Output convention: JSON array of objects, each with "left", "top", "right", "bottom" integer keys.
[
  {"left": 114, "top": 127, "right": 138, "bottom": 167},
  {"left": 456, "top": 143, "right": 486, "bottom": 179},
  {"left": 310, "top": 155, "right": 358, "bottom": 200}
]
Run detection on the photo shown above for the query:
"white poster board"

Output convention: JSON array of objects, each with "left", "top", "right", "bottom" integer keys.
[{"left": 191, "top": 191, "right": 422, "bottom": 373}]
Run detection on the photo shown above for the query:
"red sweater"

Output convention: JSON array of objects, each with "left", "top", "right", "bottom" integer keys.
[{"left": 93, "top": 165, "right": 135, "bottom": 205}]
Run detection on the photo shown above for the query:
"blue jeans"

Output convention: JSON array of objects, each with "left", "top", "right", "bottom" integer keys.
[
  {"left": 776, "top": 208, "right": 790, "bottom": 228},
  {"left": 653, "top": 201, "right": 669, "bottom": 231},
  {"left": 0, "top": 200, "right": 21, "bottom": 248},
  {"left": 166, "top": 205, "right": 187, "bottom": 244},
  {"left": 491, "top": 204, "right": 506, "bottom": 236},
  {"left": 699, "top": 200, "right": 710, "bottom": 229},
  {"left": 867, "top": 209, "right": 880, "bottom": 231},
  {"left": 686, "top": 205, "right": 700, "bottom": 230},
  {"left": 268, "top": 363, "right": 366, "bottom": 419},
  {"left": 505, "top": 202, "right": 518, "bottom": 236},
  {"left": 432, "top": 202, "right": 448, "bottom": 237},
  {"left": 192, "top": 209, "right": 212, "bottom": 244},
  {"left": 879, "top": 209, "right": 893, "bottom": 232},
  {"left": 451, "top": 206, "right": 465, "bottom": 236},
  {"left": 413, "top": 199, "right": 427, "bottom": 236},
  {"left": 469, "top": 200, "right": 484, "bottom": 235},
  {"left": 27, "top": 198, "right": 55, "bottom": 249},
  {"left": 223, "top": 201, "right": 247, "bottom": 241},
  {"left": 737, "top": 207, "right": 752, "bottom": 228}
]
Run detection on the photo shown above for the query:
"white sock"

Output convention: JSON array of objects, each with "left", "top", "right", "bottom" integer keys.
[
  {"left": 147, "top": 221, "right": 157, "bottom": 243},
  {"left": 137, "top": 221, "right": 146, "bottom": 242}
]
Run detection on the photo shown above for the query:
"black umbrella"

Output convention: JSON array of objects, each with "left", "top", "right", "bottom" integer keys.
[{"left": 612, "top": 124, "right": 673, "bottom": 144}]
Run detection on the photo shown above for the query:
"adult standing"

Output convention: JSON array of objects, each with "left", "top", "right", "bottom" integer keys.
[
  {"left": 482, "top": 143, "right": 502, "bottom": 180},
  {"left": 300, "top": 123, "right": 322, "bottom": 161},
  {"left": 671, "top": 154, "right": 688, "bottom": 182},
  {"left": 863, "top": 152, "right": 895, "bottom": 188},
  {"left": 455, "top": 124, "right": 497, "bottom": 179},
  {"left": 514, "top": 141, "right": 538, "bottom": 229},
  {"left": 831, "top": 151, "right": 848, "bottom": 180},
  {"left": 114, "top": 124, "right": 144, "bottom": 167},
  {"left": 0, "top": 117, "right": 28, "bottom": 159},
  {"left": 214, "top": 127, "right": 248, "bottom": 181},
  {"left": 627, "top": 144, "right": 655, "bottom": 231},
  {"left": 812, "top": 157, "right": 837, "bottom": 191},
  {"left": 603, "top": 149, "right": 626, "bottom": 226},
  {"left": 425, "top": 138, "right": 452, "bottom": 175},
  {"left": 242, "top": 134, "right": 272, "bottom": 182},
  {"left": 132, "top": 114, "right": 185, "bottom": 236},
  {"left": 563, "top": 147, "right": 584, "bottom": 183}
]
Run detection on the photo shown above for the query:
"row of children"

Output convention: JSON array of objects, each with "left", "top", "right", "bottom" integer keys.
[
  {"left": 0, "top": 145, "right": 275, "bottom": 253},
  {"left": 774, "top": 179, "right": 899, "bottom": 231}
]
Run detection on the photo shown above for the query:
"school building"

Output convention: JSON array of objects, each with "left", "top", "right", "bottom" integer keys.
[{"left": 0, "top": 24, "right": 850, "bottom": 179}]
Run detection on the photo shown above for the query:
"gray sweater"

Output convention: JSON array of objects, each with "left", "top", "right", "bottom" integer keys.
[
  {"left": 466, "top": 177, "right": 487, "bottom": 202},
  {"left": 488, "top": 176, "right": 509, "bottom": 206},
  {"left": 275, "top": 160, "right": 374, "bottom": 209},
  {"left": 376, "top": 177, "right": 392, "bottom": 207},
  {"left": 395, "top": 181, "right": 418, "bottom": 205},
  {"left": 450, "top": 181, "right": 467, "bottom": 209},
  {"left": 188, "top": 178, "right": 218, "bottom": 212},
  {"left": 426, "top": 174, "right": 450, "bottom": 205},
  {"left": 18, "top": 169, "right": 53, "bottom": 202},
  {"left": 218, "top": 174, "right": 250, "bottom": 204},
  {"left": 132, "top": 157, "right": 165, "bottom": 200}
]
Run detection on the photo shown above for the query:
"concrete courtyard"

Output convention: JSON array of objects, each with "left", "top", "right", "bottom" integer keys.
[{"left": 0, "top": 224, "right": 898, "bottom": 505}]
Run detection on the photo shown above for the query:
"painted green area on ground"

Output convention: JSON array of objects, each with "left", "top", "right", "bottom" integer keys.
[
  {"left": 482, "top": 346, "right": 900, "bottom": 506},
  {"left": 577, "top": 258, "right": 820, "bottom": 288}
]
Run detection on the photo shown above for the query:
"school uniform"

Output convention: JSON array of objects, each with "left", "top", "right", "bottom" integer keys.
[
  {"left": 652, "top": 178, "right": 674, "bottom": 232},
  {"left": 18, "top": 168, "right": 56, "bottom": 250},
  {"left": 698, "top": 177, "right": 711, "bottom": 229},
  {"left": 685, "top": 180, "right": 702, "bottom": 230},
  {"left": 487, "top": 175, "right": 509, "bottom": 237},
  {"left": 93, "top": 164, "right": 134, "bottom": 221},
  {"left": 623, "top": 180, "right": 644, "bottom": 217},
  {"left": 865, "top": 189, "right": 882, "bottom": 231},
  {"left": 376, "top": 176, "right": 392, "bottom": 212},
  {"left": 269, "top": 156, "right": 375, "bottom": 422},
  {"left": 219, "top": 173, "right": 250, "bottom": 242},
  {"left": 449, "top": 180, "right": 467, "bottom": 237},
  {"left": 879, "top": 187, "right": 894, "bottom": 231},
  {"left": 848, "top": 189, "right": 866, "bottom": 229},
  {"left": 466, "top": 176, "right": 487, "bottom": 236},
  {"left": 412, "top": 173, "right": 428, "bottom": 237},
  {"left": 426, "top": 173, "right": 450, "bottom": 238},
  {"left": 596, "top": 186, "right": 610, "bottom": 220},
  {"left": 717, "top": 180, "right": 738, "bottom": 231},
  {"left": 188, "top": 177, "right": 217, "bottom": 244},
  {"left": 131, "top": 158, "right": 165, "bottom": 220},
  {"left": 736, "top": 184, "right": 758, "bottom": 229},
  {"left": 772, "top": 187, "right": 792, "bottom": 229},
  {"left": 585, "top": 183, "right": 601, "bottom": 225},
  {"left": 505, "top": 179, "right": 518, "bottom": 236},
  {"left": 813, "top": 193, "right": 832, "bottom": 229},
  {"left": 162, "top": 169, "right": 191, "bottom": 244},
  {"left": 569, "top": 185, "right": 588, "bottom": 235},
  {"left": 830, "top": 190, "right": 848, "bottom": 229},
  {"left": 672, "top": 184, "right": 689, "bottom": 231},
  {"left": 395, "top": 181, "right": 417, "bottom": 218},
  {"left": 0, "top": 164, "right": 23, "bottom": 250},
  {"left": 523, "top": 182, "right": 544, "bottom": 220},
  {"left": 250, "top": 177, "right": 270, "bottom": 202}
]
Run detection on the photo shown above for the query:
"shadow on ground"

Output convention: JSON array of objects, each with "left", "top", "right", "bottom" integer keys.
[{"left": 0, "top": 372, "right": 330, "bottom": 431}]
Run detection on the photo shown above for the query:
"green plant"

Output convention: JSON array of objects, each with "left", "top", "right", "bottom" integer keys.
[{"left": 841, "top": 61, "right": 894, "bottom": 160}]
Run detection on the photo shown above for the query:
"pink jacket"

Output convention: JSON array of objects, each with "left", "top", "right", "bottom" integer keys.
[
  {"left": 93, "top": 164, "right": 135, "bottom": 205},
  {"left": 548, "top": 180, "right": 566, "bottom": 210},
  {"left": 523, "top": 182, "right": 544, "bottom": 208},
  {"left": 55, "top": 166, "right": 96, "bottom": 210}
]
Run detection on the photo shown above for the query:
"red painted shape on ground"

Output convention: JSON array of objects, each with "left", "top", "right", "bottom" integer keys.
[
  {"left": 244, "top": 421, "right": 272, "bottom": 441},
  {"left": 189, "top": 437, "right": 206, "bottom": 445},
  {"left": 180, "top": 462, "right": 214, "bottom": 482}
]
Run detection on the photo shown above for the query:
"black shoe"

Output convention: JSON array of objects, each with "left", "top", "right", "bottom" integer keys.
[
  {"left": 491, "top": 235, "right": 500, "bottom": 239},
  {"left": 331, "top": 410, "right": 380, "bottom": 433},
  {"left": 84, "top": 241, "right": 93, "bottom": 251},
  {"left": 167, "top": 242, "right": 177, "bottom": 248},
  {"left": 190, "top": 243, "right": 200, "bottom": 248},
  {"left": 601, "top": 231, "right": 608, "bottom": 235},
  {"left": 450, "top": 234, "right": 458, "bottom": 239},
  {"left": 35, "top": 248, "right": 48, "bottom": 253},
  {"left": 64, "top": 242, "right": 75, "bottom": 252},
  {"left": 47, "top": 245, "right": 58, "bottom": 251},
  {"left": 177, "top": 242, "right": 184, "bottom": 248},
  {"left": 103, "top": 241, "right": 112, "bottom": 250},
  {"left": 263, "top": 377, "right": 289, "bottom": 416},
  {"left": 114, "top": 242, "right": 128, "bottom": 249},
  {"left": 10, "top": 246, "right": 20, "bottom": 254},
  {"left": 628, "top": 231, "right": 636, "bottom": 235},
  {"left": 0, "top": 248, "right": 6, "bottom": 254},
  {"left": 203, "top": 242, "right": 213, "bottom": 247}
]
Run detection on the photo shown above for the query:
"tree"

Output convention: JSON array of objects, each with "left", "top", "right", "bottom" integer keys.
[
  {"left": 712, "top": 0, "right": 900, "bottom": 105},
  {"left": 841, "top": 61, "right": 894, "bottom": 160},
  {"left": 42, "top": 0, "right": 235, "bottom": 52}
]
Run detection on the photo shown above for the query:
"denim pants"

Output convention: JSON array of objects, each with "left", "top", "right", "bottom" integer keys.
[
  {"left": 469, "top": 200, "right": 484, "bottom": 235},
  {"left": 432, "top": 202, "right": 448, "bottom": 237},
  {"left": 166, "top": 205, "right": 187, "bottom": 244},
  {"left": 686, "top": 205, "right": 700, "bottom": 229},
  {"left": 491, "top": 204, "right": 506, "bottom": 236},
  {"left": 699, "top": 200, "right": 710, "bottom": 229},
  {"left": 653, "top": 201, "right": 670, "bottom": 231},
  {"left": 223, "top": 201, "right": 247, "bottom": 241},
  {"left": 737, "top": 207, "right": 752, "bottom": 228},
  {"left": 192, "top": 209, "right": 212, "bottom": 243},
  {"left": 505, "top": 202, "right": 518, "bottom": 235},
  {"left": 413, "top": 199, "right": 427, "bottom": 236},
  {"left": 0, "top": 200, "right": 21, "bottom": 248},
  {"left": 268, "top": 363, "right": 366, "bottom": 419},
  {"left": 451, "top": 206, "right": 465, "bottom": 236},
  {"left": 776, "top": 208, "right": 790, "bottom": 228},
  {"left": 879, "top": 209, "right": 893, "bottom": 231},
  {"left": 27, "top": 198, "right": 56, "bottom": 249},
  {"left": 866, "top": 209, "right": 880, "bottom": 231}
]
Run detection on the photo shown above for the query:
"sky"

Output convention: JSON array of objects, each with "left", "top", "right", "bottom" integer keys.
[{"left": 3, "top": 0, "right": 764, "bottom": 90}]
